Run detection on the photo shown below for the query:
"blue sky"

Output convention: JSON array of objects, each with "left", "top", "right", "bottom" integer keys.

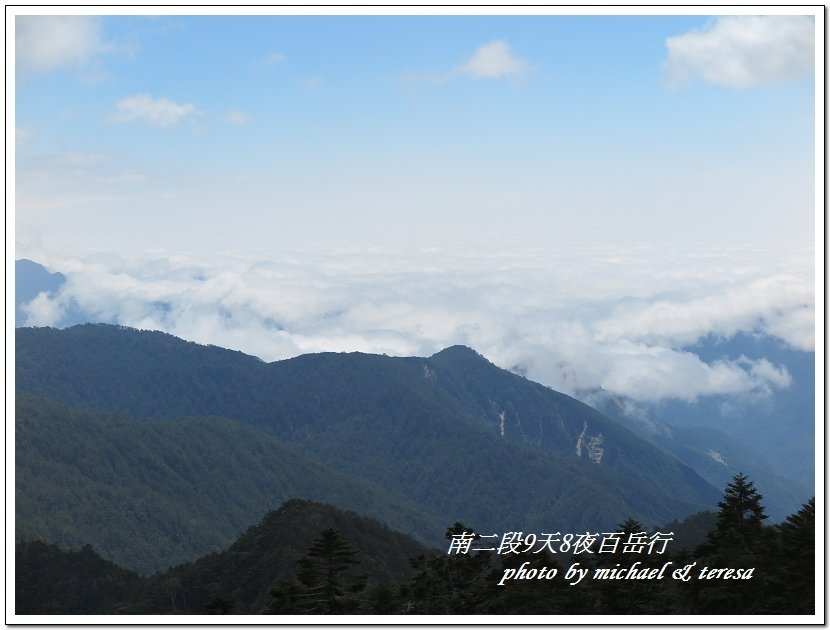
[
  {"left": 15, "top": 12, "right": 816, "bottom": 254},
  {"left": 11, "top": 10, "right": 820, "bottom": 403}
]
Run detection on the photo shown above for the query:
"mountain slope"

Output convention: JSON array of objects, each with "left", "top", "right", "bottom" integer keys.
[
  {"left": 16, "top": 325, "right": 720, "bottom": 551},
  {"left": 657, "top": 332, "right": 815, "bottom": 488},
  {"left": 417, "top": 345, "right": 718, "bottom": 507},
  {"left": 16, "top": 540, "right": 142, "bottom": 615},
  {"left": 16, "top": 499, "right": 431, "bottom": 615},
  {"left": 123, "top": 499, "right": 431, "bottom": 614},
  {"left": 584, "top": 389, "right": 811, "bottom": 521},
  {"left": 16, "top": 396, "right": 444, "bottom": 574}
]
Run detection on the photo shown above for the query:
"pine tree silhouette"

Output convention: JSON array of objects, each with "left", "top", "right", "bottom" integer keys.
[
  {"left": 694, "top": 473, "right": 774, "bottom": 614},
  {"left": 266, "top": 528, "right": 366, "bottom": 614},
  {"left": 701, "top": 472, "right": 768, "bottom": 559},
  {"left": 768, "top": 498, "right": 815, "bottom": 614}
]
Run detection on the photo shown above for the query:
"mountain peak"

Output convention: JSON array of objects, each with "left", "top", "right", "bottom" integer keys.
[{"left": 430, "top": 345, "right": 485, "bottom": 360}]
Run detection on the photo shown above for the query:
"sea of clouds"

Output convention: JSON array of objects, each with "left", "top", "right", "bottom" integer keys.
[{"left": 20, "top": 239, "right": 814, "bottom": 404}]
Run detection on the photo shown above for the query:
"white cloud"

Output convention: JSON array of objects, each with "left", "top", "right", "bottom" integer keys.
[
  {"left": 742, "top": 356, "right": 792, "bottom": 390},
  {"left": 16, "top": 16, "right": 105, "bottom": 73},
  {"left": 592, "top": 273, "right": 815, "bottom": 351},
  {"left": 25, "top": 243, "right": 813, "bottom": 405},
  {"left": 404, "top": 40, "right": 530, "bottom": 85},
  {"left": 762, "top": 304, "right": 814, "bottom": 351},
  {"left": 664, "top": 15, "right": 814, "bottom": 88},
  {"left": 226, "top": 109, "right": 250, "bottom": 125},
  {"left": 458, "top": 40, "right": 529, "bottom": 80},
  {"left": 21, "top": 291, "right": 65, "bottom": 326},
  {"left": 111, "top": 94, "right": 196, "bottom": 127}
]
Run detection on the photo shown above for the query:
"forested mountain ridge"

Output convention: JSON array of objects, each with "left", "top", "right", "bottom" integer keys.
[
  {"left": 415, "top": 345, "right": 718, "bottom": 506},
  {"left": 16, "top": 490, "right": 815, "bottom": 616},
  {"left": 16, "top": 540, "right": 142, "bottom": 615},
  {"left": 15, "top": 389, "right": 707, "bottom": 576},
  {"left": 17, "top": 324, "right": 717, "bottom": 499},
  {"left": 121, "top": 499, "right": 432, "bottom": 614},
  {"left": 15, "top": 395, "right": 444, "bottom": 574},
  {"left": 17, "top": 324, "right": 722, "bottom": 575},
  {"left": 17, "top": 499, "right": 431, "bottom": 615}
]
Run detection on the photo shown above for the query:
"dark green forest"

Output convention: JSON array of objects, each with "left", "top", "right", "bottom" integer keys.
[
  {"left": 16, "top": 478, "right": 815, "bottom": 615},
  {"left": 16, "top": 395, "right": 443, "bottom": 573}
]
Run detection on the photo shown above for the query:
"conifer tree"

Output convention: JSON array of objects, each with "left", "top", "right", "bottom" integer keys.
[
  {"left": 589, "top": 517, "right": 655, "bottom": 614},
  {"left": 406, "top": 522, "right": 492, "bottom": 614},
  {"left": 265, "top": 528, "right": 366, "bottom": 614},
  {"left": 206, "top": 594, "right": 234, "bottom": 614},
  {"left": 706, "top": 473, "right": 768, "bottom": 553},
  {"left": 694, "top": 473, "right": 774, "bottom": 614},
  {"left": 767, "top": 497, "right": 815, "bottom": 614}
]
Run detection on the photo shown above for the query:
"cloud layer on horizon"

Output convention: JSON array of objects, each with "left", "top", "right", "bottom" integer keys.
[{"left": 19, "top": 242, "right": 814, "bottom": 405}]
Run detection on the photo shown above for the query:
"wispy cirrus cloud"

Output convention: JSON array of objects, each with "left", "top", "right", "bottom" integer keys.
[
  {"left": 404, "top": 39, "right": 530, "bottom": 85},
  {"left": 225, "top": 108, "right": 250, "bottom": 125},
  {"left": 263, "top": 51, "right": 286, "bottom": 67},
  {"left": 663, "top": 15, "right": 814, "bottom": 89},
  {"left": 15, "top": 149, "right": 148, "bottom": 218},
  {"left": 109, "top": 96, "right": 250, "bottom": 128},
  {"left": 249, "top": 51, "right": 286, "bottom": 73},
  {"left": 251, "top": 51, "right": 288, "bottom": 70},
  {"left": 110, "top": 93, "right": 197, "bottom": 127}
]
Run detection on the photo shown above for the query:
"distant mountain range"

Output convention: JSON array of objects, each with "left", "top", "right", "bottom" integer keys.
[
  {"left": 587, "top": 389, "right": 810, "bottom": 521},
  {"left": 16, "top": 259, "right": 102, "bottom": 328},
  {"left": 17, "top": 323, "right": 725, "bottom": 574},
  {"left": 15, "top": 259, "right": 66, "bottom": 326},
  {"left": 668, "top": 332, "right": 814, "bottom": 488},
  {"left": 581, "top": 331, "right": 814, "bottom": 519},
  {"left": 15, "top": 257, "right": 814, "bottom": 510}
]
